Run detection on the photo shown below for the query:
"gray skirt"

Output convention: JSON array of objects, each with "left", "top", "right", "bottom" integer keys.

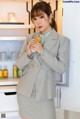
[{"left": 17, "top": 93, "right": 56, "bottom": 119}]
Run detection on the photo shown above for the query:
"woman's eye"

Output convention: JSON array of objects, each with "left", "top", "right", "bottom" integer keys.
[
  {"left": 40, "top": 16, "right": 44, "bottom": 18},
  {"left": 33, "top": 17, "right": 36, "bottom": 21}
]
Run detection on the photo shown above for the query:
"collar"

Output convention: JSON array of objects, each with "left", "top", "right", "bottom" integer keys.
[{"left": 35, "top": 28, "right": 58, "bottom": 40}]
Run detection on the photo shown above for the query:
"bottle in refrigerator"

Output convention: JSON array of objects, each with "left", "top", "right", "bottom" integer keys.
[
  {"left": 3, "top": 66, "right": 8, "bottom": 78},
  {"left": 0, "top": 66, "right": 3, "bottom": 79},
  {"left": 18, "top": 68, "right": 23, "bottom": 77},
  {"left": 13, "top": 65, "right": 18, "bottom": 78}
]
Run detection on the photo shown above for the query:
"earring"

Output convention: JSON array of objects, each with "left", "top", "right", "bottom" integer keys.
[{"left": 49, "top": 20, "right": 52, "bottom": 24}]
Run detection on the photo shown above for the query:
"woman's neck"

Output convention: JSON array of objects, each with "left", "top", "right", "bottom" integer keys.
[{"left": 41, "top": 26, "right": 52, "bottom": 35}]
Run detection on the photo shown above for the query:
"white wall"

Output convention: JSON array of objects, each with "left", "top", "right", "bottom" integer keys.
[{"left": 61, "top": 2, "right": 80, "bottom": 112}]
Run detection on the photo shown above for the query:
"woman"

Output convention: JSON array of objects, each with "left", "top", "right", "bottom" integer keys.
[{"left": 16, "top": 1, "right": 69, "bottom": 119}]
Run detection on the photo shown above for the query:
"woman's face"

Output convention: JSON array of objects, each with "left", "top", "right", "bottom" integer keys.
[{"left": 32, "top": 11, "right": 52, "bottom": 34}]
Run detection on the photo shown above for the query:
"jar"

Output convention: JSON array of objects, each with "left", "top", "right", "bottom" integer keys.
[
  {"left": 3, "top": 66, "right": 8, "bottom": 79},
  {"left": 8, "top": 12, "right": 16, "bottom": 22}
]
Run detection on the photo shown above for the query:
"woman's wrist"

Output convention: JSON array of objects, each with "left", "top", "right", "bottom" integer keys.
[
  {"left": 39, "top": 48, "right": 44, "bottom": 56},
  {"left": 27, "top": 54, "right": 33, "bottom": 59},
  {"left": 27, "top": 52, "right": 33, "bottom": 59},
  {"left": 27, "top": 52, "right": 32, "bottom": 56}
]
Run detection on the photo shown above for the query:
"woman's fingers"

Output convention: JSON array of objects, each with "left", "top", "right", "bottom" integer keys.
[{"left": 30, "top": 43, "right": 43, "bottom": 53}]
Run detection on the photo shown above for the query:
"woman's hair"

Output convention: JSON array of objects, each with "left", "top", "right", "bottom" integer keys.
[{"left": 31, "top": 1, "right": 57, "bottom": 31}]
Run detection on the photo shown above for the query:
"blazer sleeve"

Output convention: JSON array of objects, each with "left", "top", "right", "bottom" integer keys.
[
  {"left": 40, "top": 36, "right": 69, "bottom": 73},
  {"left": 16, "top": 35, "right": 32, "bottom": 70}
]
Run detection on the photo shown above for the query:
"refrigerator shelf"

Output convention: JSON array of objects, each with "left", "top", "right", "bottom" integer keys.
[{"left": 0, "top": 79, "right": 19, "bottom": 86}]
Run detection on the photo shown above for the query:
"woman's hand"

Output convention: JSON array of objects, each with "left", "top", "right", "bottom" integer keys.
[{"left": 30, "top": 39, "right": 44, "bottom": 54}]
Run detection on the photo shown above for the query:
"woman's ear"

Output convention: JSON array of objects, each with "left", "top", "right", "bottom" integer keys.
[{"left": 49, "top": 13, "right": 53, "bottom": 24}]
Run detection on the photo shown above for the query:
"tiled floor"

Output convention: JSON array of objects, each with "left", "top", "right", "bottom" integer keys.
[
  {"left": 64, "top": 110, "right": 80, "bottom": 119},
  {"left": 56, "top": 108, "right": 80, "bottom": 119}
]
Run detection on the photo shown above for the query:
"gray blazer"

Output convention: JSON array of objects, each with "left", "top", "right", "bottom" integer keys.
[{"left": 16, "top": 29, "right": 69, "bottom": 101}]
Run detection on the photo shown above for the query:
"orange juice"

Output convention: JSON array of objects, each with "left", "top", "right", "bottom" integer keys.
[{"left": 35, "top": 36, "right": 41, "bottom": 43}]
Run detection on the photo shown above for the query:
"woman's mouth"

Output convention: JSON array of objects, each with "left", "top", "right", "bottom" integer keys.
[{"left": 38, "top": 26, "right": 42, "bottom": 29}]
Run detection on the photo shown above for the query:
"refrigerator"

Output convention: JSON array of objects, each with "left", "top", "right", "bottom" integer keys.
[{"left": 0, "top": 36, "right": 24, "bottom": 119}]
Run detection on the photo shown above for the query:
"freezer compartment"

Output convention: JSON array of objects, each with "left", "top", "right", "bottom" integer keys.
[
  {"left": 0, "top": 111, "right": 21, "bottom": 119},
  {"left": 0, "top": 86, "right": 19, "bottom": 112}
]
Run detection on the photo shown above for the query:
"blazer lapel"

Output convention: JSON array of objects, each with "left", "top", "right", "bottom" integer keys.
[{"left": 44, "top": 29, "right": 59, "bottom": 50}]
